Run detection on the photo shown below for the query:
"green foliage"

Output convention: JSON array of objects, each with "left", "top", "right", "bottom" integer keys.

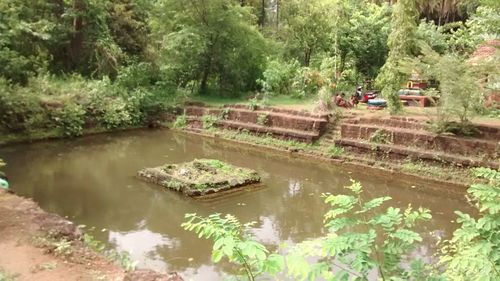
[
  {"left": 184, "top": 181, "right": 433, "bottom": 280},
  {"left": 0, "top": 74, "right": 176, "bottom": 137},
  {"left": 326, "top": 144, "right": 344, "bottom": 157},
  {"left": 53, "top": 239, "right": 73, "bottom": 256},
  {"left": 402, "top": 43, "right": 489, "bottom": 126},
  {"left": 0, "top": 79, "right": 45, "bottom": 132},
  {"left": 97, "top": 97, "right": 133, "bottom": 130},
  {"left": 439, "top": 168, "right": 500, "bottom": 280},
  {"left": 83, "top": 232, "right": 138, "bottom": 271},
  {"left": 258, "top": 58, "right": 299, "bottom": 96},
  {"left": 316, "top": 86, "right": 333, "bottom": 111},
  {"left": 173, "top": 115, "right": 187, "bottom": 129},
  {"left": 369, "top": 129, "right": 391, "bottom": 144},
  {"left": 51, "top": 104, "right": 86, "bottom": 137},
  {"left": 0, "top": 0, "right": 151, "bottom": 82},
  {"left": 221, "top": 130, "right": 311, "bottom": 151},
  {"left": 416, "top": 20, "right": 448, "bottom": 54},
  {"left": 338, "top": 2, "right": 391, "bottom": 79},
  {"left": 220, "top": 108, "right": 231, "bottom": 120},
  {"left": 156, "top": 0, "right": 269, "bottom": 95},
  {"left": 430, "top": 121, "right": 480, "bottom": 137},
  {"left": 182, "top": 213, "right": 284, "bottom": 280},
  {"left": 201, "top": 115, "right": 218, "bottom": 130},
  {"left": 107, "top": 0, "right": 149, "bottom": 57},
  {"left": 280, "top": 0, "right": 333, "bottom": 66},
  {"left": 291, "top": 68, "right": 326, "bottom": 98},
  {"left": 248, "top": 97, "right": 261, "bottom": 111},
  {"left": 446, "top": 6, "right": 500, "bottom": 54},
  {"left": 0, "top": 269, "right": 16, "bottom": 281},
  {"left": 376, "top": 0, "right": 419, "bottom": 114},
  {"left": 256, "top": 114, "right": 269, "bottom": 126},
  {"left": 288, "top": 180, "right": 432, "bottom": 280}
]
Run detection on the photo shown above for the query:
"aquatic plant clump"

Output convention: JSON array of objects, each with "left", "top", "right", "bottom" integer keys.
[{"left": 137, "top": 159, "right": 261, "bottom": 197}]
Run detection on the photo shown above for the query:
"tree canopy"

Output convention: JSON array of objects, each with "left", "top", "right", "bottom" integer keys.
[{"left": 0, "top": 0, "right": 498, "bottom": 135}]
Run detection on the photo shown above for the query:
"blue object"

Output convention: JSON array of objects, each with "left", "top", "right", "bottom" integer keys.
[
  {"left": 0, "top": 178, "right": 9, "bottom": 190},
  {"left": 367, "top": 99, "right": 387, "bottom": 107}
]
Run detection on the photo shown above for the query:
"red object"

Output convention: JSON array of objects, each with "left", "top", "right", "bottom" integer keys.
[
  {"left": 361, "top": 91, "right": 378, "bottom": 103},
  {"left": 399, "top": 95, "right": 433, "bottom": 107}
]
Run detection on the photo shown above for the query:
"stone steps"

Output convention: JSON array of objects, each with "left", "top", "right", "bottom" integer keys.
[
  {"left": 182, "top": 105, "right": 329, "bottom": 143},
  {"left": 217, "top": 120, "right": 321, "bottom": 142},
  {"left": 346, "top": 116, "right": 427, "bottom": 131},
  {"left": 336, "top": 138, "right": 499, "bottom": 169},
  {"left": 185, "top": 106, "right": 329, "bottom": 132},
  {"left": 340, "top": 123, "right": 499, "bottom": 158}
]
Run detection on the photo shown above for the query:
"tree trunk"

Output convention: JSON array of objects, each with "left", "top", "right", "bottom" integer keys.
[
  {"left": 70, "top": 0, "right": 85, "bottom": 68},
  {"left": 259, "top": 0, "right": 265, "bottom": 28},
  {"left": 276, "top": 0, "right": 280, "bottom": 30},
  {"left": 304, "top": 47, "right": 312, "bottom": 67},
  {"left": 200, "top": 55, "right": 212, "bottom": 94}
]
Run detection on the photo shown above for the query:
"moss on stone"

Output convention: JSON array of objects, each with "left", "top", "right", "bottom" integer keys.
[{"left": 137, "top": 159, "right": 261, "bottom": 196}]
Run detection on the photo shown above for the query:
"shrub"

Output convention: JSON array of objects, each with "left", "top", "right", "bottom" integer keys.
[
  {"left": 183, "top": 180, "right": 432, "bottom": 280},
  {"left": 97, "top": 97, "right": 133, "bottom": 130},
  {"left": 256, "top": 114, "right": 269, "bottom": 126},
  {"left": 326, "top": 144, "right": 344, "bottom": 157},
  {"left": 116, "top": 62, "right": 160, "bottom": 90},
  {"left": 401, "top": 43, "right": 491, "bottom": 131},
  {"left": 439, "top": 168, "right": 500, "bottom": 280},
  {"left": 173, "top": 115, "right": 187, "bottom": 129},
  {"left": 0, "top": 79, "right": 46, "bottom": 132},
  {"left": 429, "top": 120, "right": 480, "bottom": 136},
  {"left": 369, "top": 129, "right": 391, "bottom": 144},
  {"left": 201, "top": 115, "right": 218, "bottom": 130},
  {"left": 316, "top": 86, "right": 333, "bottom": 111},
  {"left": 291, "top": 67, "right": 326, "bottom": 98},
  {"left": 259, "top": 58, "right": 299, "bottom": 96},
  {"left": 248, "top": 96, "right": 261, "bottom": 111},
  {"left": 51, "top": 103, "right": 86, "bottom": 137},
  {"left": 219, "top": 108, "right": 231, "bottom": 120},
  {"left": 182, "top": 213, "right": 285, "bottom": 280}
]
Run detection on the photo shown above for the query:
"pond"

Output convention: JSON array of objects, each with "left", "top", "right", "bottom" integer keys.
[{"left": 0, "top": 129, "right": 471, "bottom": 280}]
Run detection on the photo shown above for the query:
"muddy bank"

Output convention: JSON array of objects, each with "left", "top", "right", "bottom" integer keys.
[{"left": 0, "top": 190, "right": 182, "bottom": 281}]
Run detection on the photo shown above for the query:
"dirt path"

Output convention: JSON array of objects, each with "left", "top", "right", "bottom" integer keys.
[{"left": 0, "top": 190, "right": 182, "bottom": 281}]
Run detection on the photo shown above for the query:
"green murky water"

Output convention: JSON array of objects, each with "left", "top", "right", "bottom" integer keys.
[{"left": 0, "top": 129, "right": 471, "bottom": 280}]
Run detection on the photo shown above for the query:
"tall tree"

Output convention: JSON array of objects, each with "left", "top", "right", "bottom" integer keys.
[
  {"left": 375, "top": 0, "right": 419, "bottom": 113},
  {"left": 155, "top": 0, "right": 268, "bottom": 94},
  {"left": 280, "top": 0, "right": 333, "bottom": 66}
]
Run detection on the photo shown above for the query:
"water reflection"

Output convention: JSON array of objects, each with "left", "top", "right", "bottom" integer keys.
[
  {"left": 0, "top": 129, "right": 471, "bottom": 280},
  {"left": 109, "top": 227, "right": 177, "bottom": 271}
]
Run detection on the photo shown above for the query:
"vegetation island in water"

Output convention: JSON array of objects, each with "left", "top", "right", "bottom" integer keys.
[{"left": 138, "top": 159, "right": 261, "bottom": 197}]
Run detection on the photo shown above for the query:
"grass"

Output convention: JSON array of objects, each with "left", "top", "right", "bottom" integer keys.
[
  {"left": 0, "top": 269, "right": 17, "bottom": 281},
  {"left": 219, "top": 130, "right": 314, "bottom": 151},
  {"left": 189, "top": 94, "right": 316, "bottom": 110},
  {"left": 326, "top": 144, "right": 344, "bottom": 157},
  {"left": 186, "top": 125, "right": 476, "bottom": 186},
  {"left": 400, "top": 160, "right": 472, "bottom": 182},
  {"left": 139, "top": 159, "right": 261, "bottom": 193},
  {"left": 189, "top": 94, "right": 249, "bottom": 106}
]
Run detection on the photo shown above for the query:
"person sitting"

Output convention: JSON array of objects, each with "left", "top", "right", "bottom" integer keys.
[
  {"left": 349, "top": 95, "right": 358, "bottom": 107},
  {"left": 354, "top": 86, "right": 362, "bottom": 101},
  {"left": 335, "top": 93, "right": 351, "bottom": 108}
]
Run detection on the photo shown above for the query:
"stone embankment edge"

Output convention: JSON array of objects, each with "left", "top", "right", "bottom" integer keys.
[{"left": 177, "top": 128, "right": 470, "bottom": 190}]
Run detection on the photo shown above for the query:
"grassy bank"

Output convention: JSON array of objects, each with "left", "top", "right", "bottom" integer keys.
[
  {"left": 190, "top": 94, "right": 316, "bottom": 110},
  {"left": 179, "top": 125, "right": 476, "bottom": 188}
]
